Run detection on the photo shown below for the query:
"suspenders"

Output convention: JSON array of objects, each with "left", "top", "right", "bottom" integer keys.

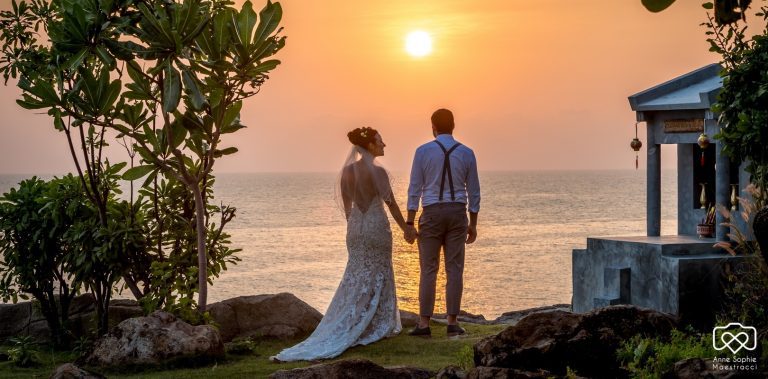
[{"left": 433, "top": 140, "right": 462, "bottom": 201}]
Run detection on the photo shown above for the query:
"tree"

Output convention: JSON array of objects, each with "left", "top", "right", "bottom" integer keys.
[
  {"left": 0, "top": 0, "right": 285, "bottom": 313},
  {"left": 0, "top": 176, "right": 87, "bottom": 347}
]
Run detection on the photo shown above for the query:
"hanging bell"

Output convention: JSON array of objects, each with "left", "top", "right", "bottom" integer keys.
[
  {"left": 630, "top": 123, "right": 643, "bottom": 170},
  {"left": 697, "top": 133, "right": 710, "bottom": 167}
]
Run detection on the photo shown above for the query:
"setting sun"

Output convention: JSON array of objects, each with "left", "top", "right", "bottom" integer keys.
[{"left": 405, "top": 30, "right": 432, "bottom": 57}]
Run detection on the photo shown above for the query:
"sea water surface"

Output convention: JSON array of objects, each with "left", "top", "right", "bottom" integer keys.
[{"left": 0, "top": 170, "right": 677, "bottom": 318}]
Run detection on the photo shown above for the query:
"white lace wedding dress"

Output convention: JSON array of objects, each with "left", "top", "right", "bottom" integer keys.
[{"left": 273, "top": 196, "right": 402, "bottom": 361}]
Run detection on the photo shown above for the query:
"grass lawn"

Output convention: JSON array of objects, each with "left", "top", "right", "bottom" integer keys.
[{"left": 0, "top": 322, "right": 506, "bottom": 378}]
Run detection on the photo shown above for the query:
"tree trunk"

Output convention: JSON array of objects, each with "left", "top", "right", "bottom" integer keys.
[
  {"left": 753, "top": 206, "right": 768, "bottom": 265},
  {"left": 191, "top": 183, "right": 208, "bottom": 312}
]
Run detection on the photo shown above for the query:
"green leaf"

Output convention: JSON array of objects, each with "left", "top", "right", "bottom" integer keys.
[
  {"left": 182, "top": 69, "right": 206, "bottom": 111},
  {"left": 162, "top": 63, "right": 181, "bottom": 113},
  {"left": 251, "top": 59, "right": 280, "bottom": 74},
  {"left": 702, "top": 2, "right": 714, "bottom": 10},
  {"left": 108, "top": 161, "right": 128, "bottom": 174},
  {"left": 64, "top": 48, "right": 89, "bottom": 72},
  {"left": 253, "top": 1, "right": 282, "bottom": 46},
  {"left": 95, "top": 45, "right": 116, "bottom": 70},
  {"left": 213, "top": 147, "right": 238, "bottom": 157},
  {"left": 122, "top": 165, "right": 155, "bottom": 181},
  {"left": 220, "top": 101, "right": 242, "bottom": 130},
  {"left": 237, "top": 0, "right": 257, "bottom": 47},
  {"left": 641, "top": 0, "right": 676, "bottom": 12},
  {"left": 168, "top": 118, "right": 188, "bottom": 150}
]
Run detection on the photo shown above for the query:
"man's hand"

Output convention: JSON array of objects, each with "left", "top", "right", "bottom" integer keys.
[
  {"left": 466, "top": 225, "right": 477, "bottom": 244},
  {"left": 404, "top": 225, "right": 418, "bottom": 244}
]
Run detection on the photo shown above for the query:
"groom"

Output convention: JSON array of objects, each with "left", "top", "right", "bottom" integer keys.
[{"left": 405, "top": 108, "right": 480, "bottom": 337}]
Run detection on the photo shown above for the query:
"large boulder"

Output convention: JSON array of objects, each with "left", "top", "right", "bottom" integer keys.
[
  {"left": 0, "top": 294, "right": 143, "bottom": 344},
  {"left": 433, "top": 310, "right": 489, "bottom": 325},
  {"left": 492, "top": 304, "right": 571, "bottom": 325},
  {"left": 268, "top": 359, "right": 432, "bottom": 379},
  {"left": 436, "top": 365, "right": 467, "bottom": 379},
  {"left": 85, "top": 310, "right": 224, "bottom": 368},
  {"left": 208, "top": 293, "right": 322, "bottom": 342},
  {"left": 0, "top": 300, "right": 34, "bottom": 343},
  {"left": 0, "top": 294, "right": 97, "bottom": 343},
  {"left": 474, "top": 305, "right": 677, "bottom": 378},
  {"left": 49, "top": 363, "right": 104, "bottom": 379}
]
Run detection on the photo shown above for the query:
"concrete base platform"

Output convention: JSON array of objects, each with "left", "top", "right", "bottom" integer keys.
[{"left": 573, "top": 235, "right": 749, "bottom": 328}]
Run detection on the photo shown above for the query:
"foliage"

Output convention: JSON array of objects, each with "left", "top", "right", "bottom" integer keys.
[
  {"left": 225, "top": 337, "right": 258, "bottom": 356},
  {"left": 714, "top": 33, "right": 768, "bottom": 192},
  {"left": 0, "top": 0, "right": 280, "bottom": 320},
  {"left": 6, "top": 335, "right": 39, "bottom": 367},
  {"left": 617, "top": 329, "right": 717, "bottom": 379},
  {"left": 72, "top": 335, "right": 92, "bottom": 359},
  {"left": 644, "top": 0, "right": 756, "bottom": 25},
  {"left": 136, "top": 175, "right": 240, "bottom": 323},
  {"left": 718, "top": 257, "right": 768, "bottom": 331},
  {"left": 714, "top": 183, "right": 762, "bottom": 256},
  {"left": 0, "top": 175, "right": 87, "bottom": 347}
]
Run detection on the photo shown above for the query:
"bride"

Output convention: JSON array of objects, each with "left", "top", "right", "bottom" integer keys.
[{"left": 271, "top": 127, "right": 417, "bottom": 362}]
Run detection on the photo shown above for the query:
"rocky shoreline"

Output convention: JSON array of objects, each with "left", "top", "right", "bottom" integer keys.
[{"left": 1, "top": 293, "right": 757, "bottom": 379}]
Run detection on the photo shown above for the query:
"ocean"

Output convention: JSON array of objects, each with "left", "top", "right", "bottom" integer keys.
[{"left": 0, "top": 170, "right": 678, "bottom": 318}]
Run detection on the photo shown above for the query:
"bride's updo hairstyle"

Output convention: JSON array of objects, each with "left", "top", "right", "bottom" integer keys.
[{"left": 347, "top": 127, "right": 378, "bottom": 148}]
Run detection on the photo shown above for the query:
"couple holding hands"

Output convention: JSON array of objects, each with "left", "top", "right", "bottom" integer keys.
[{"left": 272, "top": 108, "right": 480, "bottom": 362}]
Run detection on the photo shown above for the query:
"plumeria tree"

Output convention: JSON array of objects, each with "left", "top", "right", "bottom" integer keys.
[{"left": 0, "top": 0, "right": 285, "bottom": 314}]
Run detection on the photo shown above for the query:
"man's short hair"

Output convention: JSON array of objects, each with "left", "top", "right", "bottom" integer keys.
[{"left": 431, "top": 108, "right": 454, "bottom": 134}]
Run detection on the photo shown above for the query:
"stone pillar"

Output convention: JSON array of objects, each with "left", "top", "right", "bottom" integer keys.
[
  {"left": 714, "top": 120, "right": 730, "bottom": 241},
  {"left": 647, "top": 122, "right": 661, "bottom": 237}
]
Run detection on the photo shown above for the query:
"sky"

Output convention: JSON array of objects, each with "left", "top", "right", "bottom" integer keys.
[{"left": 0, "top": 0, "right": 732, "bottom": 174}]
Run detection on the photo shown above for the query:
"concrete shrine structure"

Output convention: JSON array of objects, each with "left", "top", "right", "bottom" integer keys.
[{"left": 572, "top": 64, "right": 751, "bottom": 327}]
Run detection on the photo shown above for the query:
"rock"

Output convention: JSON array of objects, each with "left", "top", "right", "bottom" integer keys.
[
  {"left": 400, "top": 310, "right": 420, "bottom": 328},
  {"left": 268, "top": 359, "right": 433, "bottom": 379},
  {"left": 208, "top": 293, "right": 322, "bottom": 342},
  {"left": 466, "top": 366, "right": 554, "bottom": 379},
  {"left": 0, "top": 294, "right": 146, "bottom": 344},
  {"left": 85, "top": 310, "right": 224, "bottom": 368},
  {"left": 474, "top": 305, "right": 677, "bottom": 378},
  {"left": 106, "top": 299, "right": 143, "bottom": 328},
  {"left": 0, "top": 294, "right": 96, "bottom": 344},
  {"left": 49, "top": 363, "right": 104, "bottom": 379},
  {"left": 433, "top": 310, "right": 488, "bottom": 325},
  {"left": 661, "top": 358, "right": 754, "bottom": 379},
  {"left": 0, "top": 301, "right": 32, "bottom": 342},
  {"left": 436, "top": 365, "right": 467, "bottom": 379},
  {"left": 493, "top": 304, "right": 571, "bottom": 325}
]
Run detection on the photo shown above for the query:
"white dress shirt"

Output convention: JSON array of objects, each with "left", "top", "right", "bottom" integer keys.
[{"left": 407, "top": 134, "right": 480, "bottom": 213}]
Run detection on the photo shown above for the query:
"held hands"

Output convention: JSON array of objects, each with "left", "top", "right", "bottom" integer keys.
[{"left": 403, "top": 224, "right": 418, "bottom": 244}]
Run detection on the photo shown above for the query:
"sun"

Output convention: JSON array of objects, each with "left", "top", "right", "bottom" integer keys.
[{"left": 405, "top": 30, "right": 432, "bottom": 57}]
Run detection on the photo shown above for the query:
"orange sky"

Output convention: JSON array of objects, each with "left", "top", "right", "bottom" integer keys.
[{"left": 0, "top": 0, "right": 728, "bottom": 174}]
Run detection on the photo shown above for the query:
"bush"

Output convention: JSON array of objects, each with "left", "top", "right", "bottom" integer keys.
[
  {"left": 6, "top": 335, "right": 39, "bottom": 367},
  {"left": 617, "top": 329, "right": 716, "bottom": 378},
  {"left": 0, "top": 175, "right": 87, "bottom": 347}
]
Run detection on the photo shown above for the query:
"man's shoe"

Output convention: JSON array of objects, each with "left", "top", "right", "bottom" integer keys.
[
  {"left": 408, "top": 325, "right": 431, "bottom": 337},
  {"left": 447, "top": 324, "right": 466, "bottom": 337}
]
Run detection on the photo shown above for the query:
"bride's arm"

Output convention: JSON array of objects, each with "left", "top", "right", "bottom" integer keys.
[{"left": 384, "top": 193, "right": 409, "bottom": 232}]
